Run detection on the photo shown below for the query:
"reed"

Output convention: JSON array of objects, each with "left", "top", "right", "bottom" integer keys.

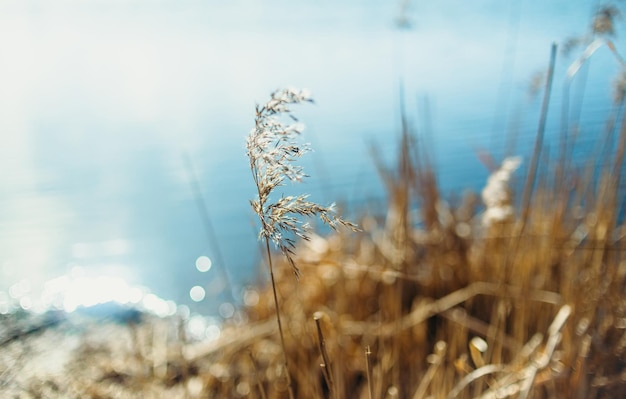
[{"left": 246, "top": 88, "right": 357, "bottom": 398}]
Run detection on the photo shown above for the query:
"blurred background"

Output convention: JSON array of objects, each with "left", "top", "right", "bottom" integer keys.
[{"left": 0, "top": 0, "right": 623, "bottom": 318}]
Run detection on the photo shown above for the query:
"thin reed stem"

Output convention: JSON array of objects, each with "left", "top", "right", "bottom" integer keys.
[
  {"left": 520, "top": 42, "right": 558, "bottom": 227},
  {"left": 264, "top": 236, "right": 295, "bottom": 399},
  {"left": 365, "top": 346, "right": 373, "bottom": 399},
  {"left": 313, "top": 313, "right": 335, "bottom": 396},
  {"left": 248, "top": 351, "right": 268, "bottom": 399},
  {"left": 412, "top": 341, "right": 446, "bottom": 399},
  {"left": 247, "top": 88, "right": 356, "bottom": 398}
]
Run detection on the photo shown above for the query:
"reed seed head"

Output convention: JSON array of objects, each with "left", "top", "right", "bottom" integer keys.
[
  {"left": 593, "top": 5, "right": 620, "bottom": 36},
  {"left": 481, "top": 156, "right": 522, "bottom": 227},
  {"left": 247, "top": 88, "right": 358, "bottom": 278}
]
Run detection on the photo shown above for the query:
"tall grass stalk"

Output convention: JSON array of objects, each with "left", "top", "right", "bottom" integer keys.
[
  {"left": 519, "top": 43, "right": 557, "bottom": 227},
  {"left": 246, "top": 88, "right": 357, "bottom": 397}
]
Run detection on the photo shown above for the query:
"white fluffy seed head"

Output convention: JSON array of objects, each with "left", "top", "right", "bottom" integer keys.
[
  {"left": 247, "top": 88, "right": 358, "bottom": 278},
  {"left": 481, "top": 156, "right": 522, "bottom": 227}
]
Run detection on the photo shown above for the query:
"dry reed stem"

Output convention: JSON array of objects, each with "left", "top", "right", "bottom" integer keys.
[
  {"left": 365, "top": 345, "right": 373, "bottom": 399},
  {"left": 249, "top": 351, "right": 268, "bottom": 399},
  {"left": 441, "top": 308, "right": 519, "bottom": 351},
  {"left": 340, "top": 282, "right": 562, "bottom": 336},
  {"left": 412, "top": 341, "right": 446, "bottom": 399},
  {"left": 247, "top": 88, "right": 357, "bottom": 399},
  {"left": 313, "top": 312, "right": 335, "bottom": 396},
  {"left": 520, "top": 43, "right": 557, "bottom": 228}
]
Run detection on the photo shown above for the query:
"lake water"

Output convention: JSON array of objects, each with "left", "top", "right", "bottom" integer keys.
[{"left": 1, "top": 0, "right": 623, "bottom": 317}]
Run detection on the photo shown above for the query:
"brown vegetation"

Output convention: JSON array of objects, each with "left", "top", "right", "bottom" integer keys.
[{"left": 208, "top": 121, "right": 625, "bottom": 398}]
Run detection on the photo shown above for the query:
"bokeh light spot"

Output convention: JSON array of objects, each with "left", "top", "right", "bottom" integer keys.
[
  {"left": 195, "top": 256, "right": 212, "bottom": 272},
  {"left": 205, "top": 324, "right": 221, "bottom": 341},
  {"left": 190, "top": 285, "right": 206, "bottom": 302},
  {"left": 243, "top": 288, "right": 259, "bottom": 307},
  {"left": 219, "top": 302, "right": 235, "bottom": 318}
]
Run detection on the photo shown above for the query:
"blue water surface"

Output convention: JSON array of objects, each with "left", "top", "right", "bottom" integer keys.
[{"left": 0, "top": 0, "right": 623, "bottom": 317}]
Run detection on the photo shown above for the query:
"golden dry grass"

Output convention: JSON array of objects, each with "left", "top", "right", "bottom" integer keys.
[{"left": 197, "top": 115, "right": 625, "bottom": 398}]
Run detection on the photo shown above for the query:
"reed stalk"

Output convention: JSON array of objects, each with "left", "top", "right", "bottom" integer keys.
[{"left": 246, "top": 88, "right": 357, "bottom": 398}]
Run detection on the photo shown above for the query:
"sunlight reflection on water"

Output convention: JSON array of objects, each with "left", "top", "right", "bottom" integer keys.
[
  {"left": 0, "top": 263, "right": 265, "bottom": 349},
  {"left": 1, "top": 265, "right": 178, "bottom": 317}
]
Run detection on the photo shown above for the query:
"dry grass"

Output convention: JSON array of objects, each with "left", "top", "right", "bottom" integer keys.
[
  {"left": 219, "top": 142, "right": 623, "bottom": 398},
  {"left": 196, "top": 79, "right": 625, "bottom": 397},
  {"left": 206, "top": 39, "right": 626, "bottom": 395},
  {"left": 246, "top": 87, "right": 358, "bottom": 399}
]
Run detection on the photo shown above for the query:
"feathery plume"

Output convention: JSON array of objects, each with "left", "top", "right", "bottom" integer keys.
[
  {"left": 481, "top": 156, "right": 522, "bottom": 227},
  {"left": 247, "top": 87, "right": 358, "bottom": 277}
]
